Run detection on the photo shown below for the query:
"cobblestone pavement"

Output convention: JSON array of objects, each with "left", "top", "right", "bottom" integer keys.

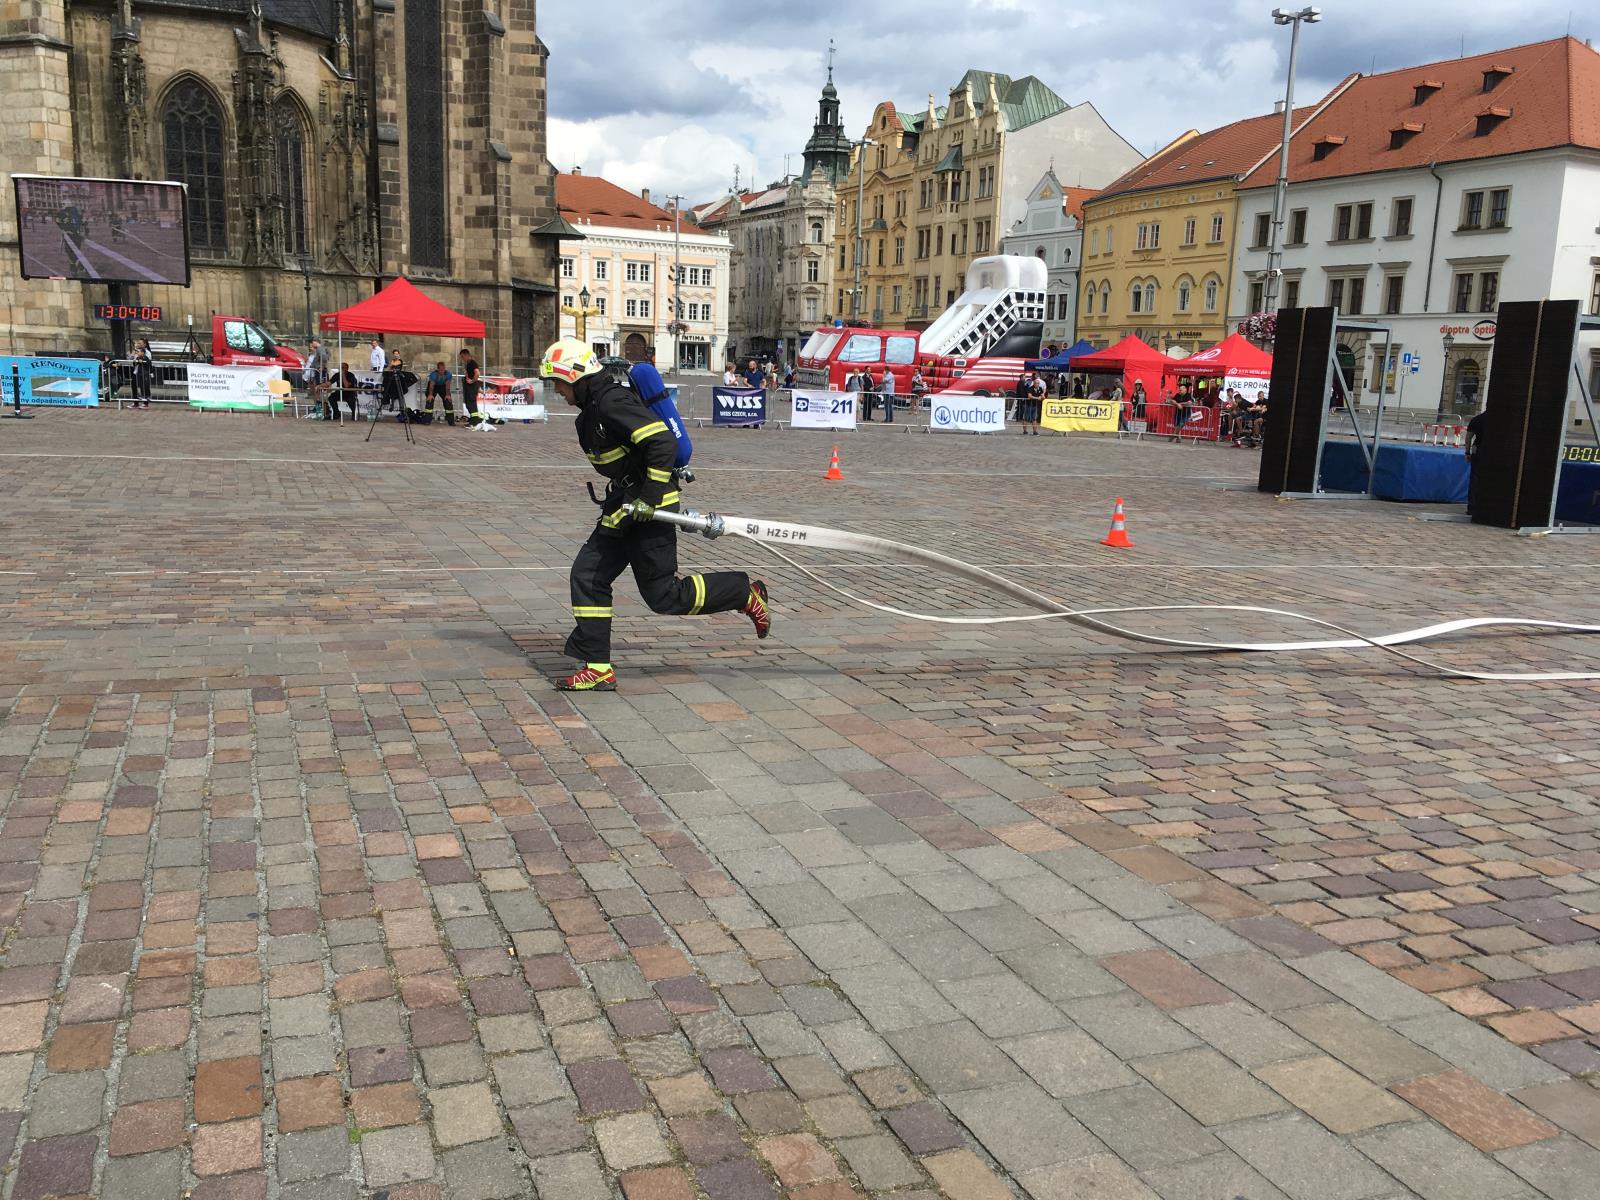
[{"left": 1, "top": 407, "right": 1598, "bottom": 1200}]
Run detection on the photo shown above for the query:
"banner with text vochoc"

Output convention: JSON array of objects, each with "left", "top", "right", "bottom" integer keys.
[
  {"left": 790, "top": 389, "right": 857, "bottom": 431},
  {"left": 930, "top": 395, "right": 1006, "bottom": 433}
]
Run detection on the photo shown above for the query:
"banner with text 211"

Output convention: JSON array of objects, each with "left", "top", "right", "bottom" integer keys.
[
  {"left": 712, "top": 387, "right": 766, "bottom": 426},
  {"left": 790, "top": 389, "right": 857, "bottom": 430}
]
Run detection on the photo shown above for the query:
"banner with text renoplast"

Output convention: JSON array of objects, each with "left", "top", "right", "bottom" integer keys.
[
  {"left": 929, "top": 395, "right": 1006, "bottom": 433},
  {"left": 791, "top": 389, "right": 857, "bottom": 430}
]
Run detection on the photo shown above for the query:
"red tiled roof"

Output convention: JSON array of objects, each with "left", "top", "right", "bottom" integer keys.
[
  {"left": 556, "top": 172, "right": 686, "bottom": 233},
  {"left": 1238, "top": 36, "right": 1600, "bottom": 188},
  {"left": 1093, "top": 102, "right": 1330, "bottom": 202},
  {"left": 1061, "top": 186, "right": 1097, "bottom": 224}
]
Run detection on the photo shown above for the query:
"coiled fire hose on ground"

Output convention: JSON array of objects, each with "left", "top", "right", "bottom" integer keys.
[{"left": 631, "top": 503, "right": 1600, "bottom": 683}]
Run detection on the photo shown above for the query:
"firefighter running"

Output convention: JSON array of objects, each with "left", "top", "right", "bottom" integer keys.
[{"left": 538, "top": 339, "right": 771, "bottom": 692}]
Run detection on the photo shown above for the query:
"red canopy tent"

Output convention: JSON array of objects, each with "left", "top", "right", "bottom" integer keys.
[
  {"left": 1179, "top": 333, "right": 1272, "bottom": 381},
  {"left": 319, "top": 276, "right": 485, "bottom": 338},
  {"left": 1068, "top": 335, "right": 1173, "bottom": 401}
]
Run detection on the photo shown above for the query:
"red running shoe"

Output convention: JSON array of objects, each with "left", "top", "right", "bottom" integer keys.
[
  {"left": 743, "top": 581, "right": 772, "bottom": 639},
  {"left": 556, "top": 664, "right": 616, "bottom": 691}
]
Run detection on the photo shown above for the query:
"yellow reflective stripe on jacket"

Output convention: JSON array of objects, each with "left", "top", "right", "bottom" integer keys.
[
  {"left": 571, "top": 606, "right": 613, "bottom": 618},
  {"left": 586, "top": 446, "right": 627, "bottom": 465},
  {"left": 657, "top": 491, "right": 680, "bottom": 507},
  {"left": 630, "top": 421, "right": 668, "bottom": 443},
  {"left": 599, "top": 509, "right": 627, "bottom": 528},
  {"left": 646, "top": 467, "right": 673, "bottom": 483},
  {"left": 687, "top": 575, "right": 706, "bottom": 616}
]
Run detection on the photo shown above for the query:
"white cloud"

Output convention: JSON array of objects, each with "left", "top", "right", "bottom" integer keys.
[{"left": 539, "top": 0, "right": 1594, "bottom": 202}]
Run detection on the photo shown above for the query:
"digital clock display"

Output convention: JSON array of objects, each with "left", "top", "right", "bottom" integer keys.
[{"left": 93, "top": 303, "right": 163, "bottom": 321}]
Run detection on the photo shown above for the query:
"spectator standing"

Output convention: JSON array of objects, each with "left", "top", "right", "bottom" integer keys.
[
  {"left": 1011, "top": 371, "right": 1031, "bottom": 426},
  {"left": 909, "top": 368, "right": 928, "bottom": 417},
  {"left": 743, "top": 358, "right": 763, "bottom": 389},
  {"left": 1022, "top": 371, "right": 1045, "bottom": 435},
  {"left": 302, "top": 337, "right": 327, "bottom": 418},
  {"left": 880, "top": 367, "right": 896, "bottom": 423},
  {"left": 424, "top": 360, "right": 455, "bottom": 425},
  {"left": 369, "top": 337, "right": 386, "bottom": 374},
  {"left": 458, "top": 348, "right": 484, "bottom": 427},
  {"left": 130, "top": 338, "right": 154, "bottom": 409},
  {"left": 1131, "top": 381, "right": 1147, "bottom": 422},
  {"left": 722, "top": 362, "right": 739, "bottom": 386}
]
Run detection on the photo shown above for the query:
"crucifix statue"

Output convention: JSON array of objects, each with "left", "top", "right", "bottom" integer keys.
[{"left": 562, "top": 284, "right": 602, "bottom": 342}]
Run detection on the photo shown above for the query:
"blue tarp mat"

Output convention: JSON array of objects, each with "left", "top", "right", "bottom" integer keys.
[{"left": 1319, "top": 441, "right": 1468, "bottom": 502}]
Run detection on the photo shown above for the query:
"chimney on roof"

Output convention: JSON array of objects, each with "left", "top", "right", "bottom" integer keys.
[
  {"left": 640, "top": 188, "right": 651, "bottom": 202},
  {"left": 1273, "top": 100, "right": 1286, "bottom": 115},
  {"left": 572, "top": 165, "right": 582, "bottom": 175}
]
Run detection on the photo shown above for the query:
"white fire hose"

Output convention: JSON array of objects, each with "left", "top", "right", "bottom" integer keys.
[{"left": 634, "top": 504, "right": 1600, "bottom": 683}]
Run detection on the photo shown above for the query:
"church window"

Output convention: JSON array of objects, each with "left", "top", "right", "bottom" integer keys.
[
  {"left": 274, "top": 97, "right": 310, "bottom": 258},
  {"left": 405, "top": 0, "right": 447, "bottom": 267},
  {"left": 162, "top": 79, "right": 228, "bottom": 254}
]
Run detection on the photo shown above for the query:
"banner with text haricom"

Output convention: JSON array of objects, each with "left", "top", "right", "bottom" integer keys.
[
  {"left": 929, "top": 395, "right": 1006, "bottom": 433},
  {"left": 713, "top": 387, "right": 766, "bottom": 426},
  {"left": 790, "top": 389, "right": 856, "bottom": 430},
  {"left": 1042, "top": 397, "right": 1119, "bottom": 433}
]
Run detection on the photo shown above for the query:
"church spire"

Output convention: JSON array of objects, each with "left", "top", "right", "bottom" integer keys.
[{"left": 803, "top": 49, "right": 851, "bottom": 187}]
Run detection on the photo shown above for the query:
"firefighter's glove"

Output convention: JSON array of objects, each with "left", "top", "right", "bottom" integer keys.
[{"left": 629, "top": 500, "right": 657, "bottom": 523}]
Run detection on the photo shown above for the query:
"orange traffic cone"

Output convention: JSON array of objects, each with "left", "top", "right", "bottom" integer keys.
[
  {"left": 1100, "top": 498, "right": 1134, "bottom": 548},
  {"left": 824, "top": 445, "right": 844, "bottom": 481}
]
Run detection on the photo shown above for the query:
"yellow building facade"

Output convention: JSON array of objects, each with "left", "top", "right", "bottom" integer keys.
[
  {"left": 833, "top": 71, "right": 1141, "bottom": 332},
  {"left": 1078, "top": 111, "right": 1294, "bottom": 356},
  {"left": 835, "top": 101, "right": 918, "bottom": 327}
]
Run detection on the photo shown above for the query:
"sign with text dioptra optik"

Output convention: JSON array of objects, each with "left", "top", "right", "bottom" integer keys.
[{"left": 712, "top": 386, "right": 766, "bottom": 426}]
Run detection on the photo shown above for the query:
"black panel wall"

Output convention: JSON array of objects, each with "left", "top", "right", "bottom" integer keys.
[
  {"left": 1258, "top": 306, "right": 1335, "bottom": 494},
  {"left": 1473, "top": 300, "right": 1580, "bottom": 529}
]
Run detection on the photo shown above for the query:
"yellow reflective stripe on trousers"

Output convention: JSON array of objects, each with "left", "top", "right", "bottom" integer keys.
[
  {"left": 646, "top": 467, "right": 673, "bottom": 483},
  {"left": 688, "top": 574, "right": 706, "bottom": 616},
  {"left": 631, "top": 421, "right": 668, "bottom": 443},
  {"left": 571, "top": 606, "right": 613, "bottom": 618},
  {"left": 600, "top": 509, "right": 626, "bottom": 528},
  {"left": 586, "top": 446, "right": 627, "bottom": 465}
]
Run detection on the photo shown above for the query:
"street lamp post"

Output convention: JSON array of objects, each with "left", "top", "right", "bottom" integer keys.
[
  {"left": 562, "top": 284, "right": 601, "bottom": 343},
  {"left": 1438, "top": 331, "right": 1455, "bottom": 418},
  {"left": 299, "top": 255, "right": 314, "bottom": 343},
  {"left": 1263, "top": 7, "right": 1320, "bottom": 318},
  {"left": 852, "top": 138, "right": 876, "bottom": 321}
]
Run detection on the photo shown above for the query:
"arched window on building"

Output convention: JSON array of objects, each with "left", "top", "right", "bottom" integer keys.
[
  {"left": 1144, "top": 283, "right": 1157, "bottom": 313},
  {"left": 1203, "top": 275, "right": 1220, "bottom": 311},
  {"left": 1083, "top": 283, "right": 1095, "bottom": 315},
  {"left": 162, "top": 79, "right": 228, "bottom": 254},
  {"left": 810, "top": 221, "right": 824, "bottom": 243},
  {"left": 1176, "top": 277, "right": 1193, "bottom": 312},
  {"left": 274, "top": 97, "right": 310, "bottom": 259},
  {"left": 1130, "top": 281, "right": 1144, "bottom": 314},
  {"left": 1100, "top": 282, "right": 1111, "bottom": 312}
]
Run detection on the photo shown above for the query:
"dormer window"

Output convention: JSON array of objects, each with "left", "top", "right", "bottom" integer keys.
[
  {"left": 1475, "top": 106, "right": 1511, "bottom": 137},
  {"left": 1311, "top": 135, "right": 1346, "bottom": 162},
  {"left": 1482, "top": 65, "right": 1513, "bottom": 92},
  {"left": 1412, "top": 79, "right": 1443, "bottom": 106},
  {"left": 1389, "top": 123, "right": 1423, "bottom": 150}
]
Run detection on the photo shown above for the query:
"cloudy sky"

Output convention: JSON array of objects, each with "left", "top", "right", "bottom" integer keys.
[{"left": 541, "top": 0, "right": 1594, "bottom": 204}]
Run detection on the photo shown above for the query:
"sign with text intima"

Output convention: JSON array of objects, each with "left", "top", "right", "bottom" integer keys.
[
  {"left": 713, "top": 387, "right": 766, "bottom": 426},
  {"left": 790, "top": 389, "right": 856, "bottom": 430}
]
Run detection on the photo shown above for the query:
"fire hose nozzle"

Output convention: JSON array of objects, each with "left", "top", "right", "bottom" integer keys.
[{"left": 628, "top": 502, "right": 725, "bottom": 540}]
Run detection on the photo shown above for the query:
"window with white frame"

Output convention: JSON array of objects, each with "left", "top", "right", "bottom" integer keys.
[
  {"left": 1289, "top": 208, "right": 1308, "bottom": 244},
  {"left": 1136, "top": 222, "right": 1160, "bottom": 250},
  {"left": 1177, "top": 279, "right": 1192, "bottom": 311},
  {"left": 1105, "top": 226, "right": 1114, "bottom": 254},
  {"left": 810, "top": 221, "right": 824, "bottom": 243},
  {"left": 1090, "top": 229, "right": 1100, "bottom": 255},
  {"left": 1209, "top": 214, "right": 1224, "bottom": 242},
  {"left": 638, "top": 299, "right": 651, "bottom": 318},
  {"left": 805, "top": 297, "right": 818, "bottom": 322},
  {"left": 1183, "top": 217, "right": 1196, "bottom": 245},
  {"left": 561, "top": 257, "right": 574, "bottom": 278},
  {"left": 1252, "top": 212, "right": 1271, "bottom": 249},
  {"left": 1249, "top": 280, "right": 1265, "bottom": 314},
  {"left": 593, "top": 260, "right": 608, "bottom": 280},
  {"left": 1083, "top": 283, "right": 1095, "bottom": 315},
  {"left": 807, "top": 259, "right": 820, "bottom": 282},
  {"left": 1100, "top": 282, "right": 1111, "bottom": 311},
  {"left": 563, "top": 294, "right": 574, "bottom": 309},
  {"left": 1203, "top": 277, "right": 1218, "bottom": 310},
  {"left": 1130, "top": 281, "right": 1144, "bottom": 313},
  {"left": 1478, "top": 270, "right": 1499, "bottom": 312},
  {"left": 625, "top": 261, "right": 652, "bottom": 282},
  {"left": 1143, "top": 282, "right": 1156, "bottom": 312},
  {"left": 595, "top": 296, "right": 607, "bottom": 315},
  {"left": 625, "top": 298, "right": 638, "bottom": 318}
]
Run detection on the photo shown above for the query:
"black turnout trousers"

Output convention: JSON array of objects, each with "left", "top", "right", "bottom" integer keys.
[{"left": 566, "top": 519, "right": 749, "bottom": 664}]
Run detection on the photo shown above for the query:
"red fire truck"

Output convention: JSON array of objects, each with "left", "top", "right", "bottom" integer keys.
[{"left": 794, "top": 255, "right": 1046, "bottom": 396}]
